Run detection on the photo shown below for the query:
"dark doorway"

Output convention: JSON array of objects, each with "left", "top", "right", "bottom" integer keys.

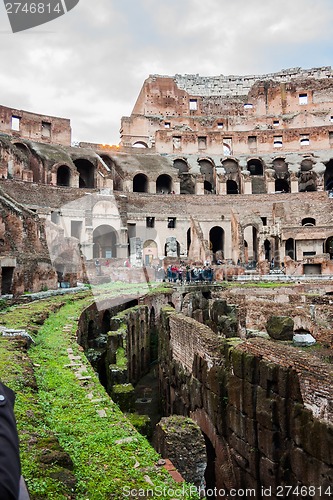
[
  {"left": 1, "top": 267, "right": 14, "bottom": 294},
  {"left": 285, "top": 238, "right": 295, "bottom": 260},
  {"left": 275, "top": 178, "right": 290, "bottom": 192},
  {"left": 264, "top": 239, "right": 271, "bottom": 261},
  {"left": 209, "top": 226, "right": 224, "bottom": 261},
  {"left": 133, "top": 174, "right": 148, "bottom": 193},
  {"left": 203, "top": 432, "right": 216, "bottom": 499},
  {"left": 187, "top": 228, "right": 191, "bottom": 254},
  {"left": 156, "top": 174, "right": 172, "bottom": 194}
]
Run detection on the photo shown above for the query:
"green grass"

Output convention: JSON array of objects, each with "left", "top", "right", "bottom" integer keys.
[{"left": 0, "top": 285, "right": 199, "bottom": 500}]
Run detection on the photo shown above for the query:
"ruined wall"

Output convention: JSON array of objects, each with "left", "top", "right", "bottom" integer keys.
[
  {"left": 121, "top": 68, "right": 333, "bottom": 155},
  {"left": 0, "top": 105, "right": 71, "bottom": 145}
]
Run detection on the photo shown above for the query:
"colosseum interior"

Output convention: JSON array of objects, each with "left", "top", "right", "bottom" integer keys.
[{"left": 0, "top": 67, "right": 333, "bottom": 499}]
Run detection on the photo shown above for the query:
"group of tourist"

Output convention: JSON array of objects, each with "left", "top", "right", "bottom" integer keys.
[{"left": 165, "top": 264, "right": 214, "bottom": 283}]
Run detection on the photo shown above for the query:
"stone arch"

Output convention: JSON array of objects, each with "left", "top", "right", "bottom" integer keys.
[
  {"left": 209, "top": 226, "right": 224, "bottom": 262},
  {"left": 156, "top": 174, "right": 172, "bottom": 194},
  {"left": 132, "top": 141, "right": 148, "bottom": 148},
  {"left": 198, "top": 158, "right": 215, "bottom": 193},
  {"left": 73, "top": 158, "right": 95, "bottom": 188},
  {"left": 93, "top": 225, "right": 118, "bottom": 258},
  {"left": 222, "top": 158, "right": 239, "bottom": 174},
  {"left": 226, "top": 179, "right": 239, "bottom": 194},
  {"left": 143, "top": 239, "right": 158, "bottom": 265},
  {"left": 56, "top": 165, "right": 71, "bottom": 186},
  {"left": 247, "top": 158, "right": 263, "bottom": 175},
  {"left": 324, "top": 159, "right": 333, "bottom": 190},
  {"left": 133, "top": 173, "right": 148, "bottom": 193}
]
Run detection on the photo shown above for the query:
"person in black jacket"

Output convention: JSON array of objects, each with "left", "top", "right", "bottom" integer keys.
[{"left": 0, "top": 382, "right": 21, "bottom": 500}]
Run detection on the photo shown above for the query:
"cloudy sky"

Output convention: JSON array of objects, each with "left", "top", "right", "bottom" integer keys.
[{"left": 0, "top": 0, "right": 332, "bottom": 145}]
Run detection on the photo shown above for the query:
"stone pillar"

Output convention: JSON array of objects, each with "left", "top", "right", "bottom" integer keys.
[
  {"left": 130, "top": 237, "right": 143, "bottom": 267},
  {"left": 149, "top": 180, "right": 156, "bottom": 194},
  {"left": 117, "top": 227, "right": 129, "bottom": 259},
  {"left": 173, "top": 180, "right": 180, "bottom": 194},
  {"left": 290, "top": 172, "right": 299, "bottom": 193},
  {"left": 216, "top": 174, "right": 226, "bottom": 195},
  {"left": 154, "top": 416, "right": 207, "bottom": 490},
  {"left": 195, "top": 174, "right": 205, "bottom": 195}
]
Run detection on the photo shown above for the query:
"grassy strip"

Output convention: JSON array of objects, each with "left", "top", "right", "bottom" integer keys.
[{"left": 0, "top": 287, "right": 198, "bottom": 499}]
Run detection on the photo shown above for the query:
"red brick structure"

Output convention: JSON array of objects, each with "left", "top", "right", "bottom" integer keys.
[{"left": 2, "top": 67, "right": 333, "bottom": 292}]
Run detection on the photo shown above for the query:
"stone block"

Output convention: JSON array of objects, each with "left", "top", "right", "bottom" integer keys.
[
  {"left": 259, "top": 456, "right": 280, "bottom": 491},
  {"left": 257, "top": 424, "right": 282, "bottom": 462},
  {"left": 228, "top": 405, "right": 257, "bottom": 447},
  {"left": 266, "top": 315, "right": 294, "bottom": 340},
  {"left": 256, "top": 386, "right": 279, "bottom": 429}
]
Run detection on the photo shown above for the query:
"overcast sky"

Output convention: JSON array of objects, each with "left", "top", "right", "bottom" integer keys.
[{"left": 0, "top": 0, "right": 332, "bottom": 145}]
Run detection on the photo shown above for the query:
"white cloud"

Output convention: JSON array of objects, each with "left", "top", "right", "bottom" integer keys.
[{"left": 0, "top": 0, "right": 332, "bottom": 144}]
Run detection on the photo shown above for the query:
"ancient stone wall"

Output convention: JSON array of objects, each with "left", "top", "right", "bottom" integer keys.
[{"left": 158, "top": 305, "right": 333, "bottom": 497}]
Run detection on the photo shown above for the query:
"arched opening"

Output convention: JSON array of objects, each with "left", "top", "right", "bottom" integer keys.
[
  {"left": 264, "top": 239, "right": 271, "bottom": 261},
  {"left": 187, "top": 228, "right": 191, "bottom": 254},
  {"left": 325, "top": 236, "right": 333, "bottom": 259},
  {"left": 275, "top": 178, "right": 290, "bottom": 192},
  {"left": 93, "top": 225, "right": 117, "bottom": 258},
  {"left": 173, "top": 159, "right": 189, "bottom": 173},
  {"left": 156, "top": 174, "right": 172, "bottom": 194},
  {"left": 324, "top": 160, "right": 333, "bottom": 191},
  {"left": 132, "top": 141, "right": 148, "bottom": 148},
  {"left": 226, "top": 179, "right": 238, "bottom": 194},
  {"left": 56, "top": 165, "right": 71, "bottom": 187},
  {"left": 244, "top": 226, "right": 258, "bottom": 263},
  {"left": 73, "top": 158, "right": 95, "bottom": 188},
  {"left": 143, "top": 240, "right": 158, "bottom": 266},
  {"left": 133, "top": 173, "right": 148, "bottom": 193},
  {"left": 302, "top": 217, "right": 316, "bottom": 226},
  {"left": 285, "top": 238, "right": 295, "bottom": 260},
  {"left": 209, "top": 226, "right": 224, "bottom": 262},
  {"left": 247, "top": 158, "right": 263, "bottom": 175},
  {"left": 199, "top": 159, "right": 215, "bottom": 193}
]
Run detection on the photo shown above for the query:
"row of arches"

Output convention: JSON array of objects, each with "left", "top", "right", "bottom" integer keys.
[
  {"left": 133, "top": 173, "right": 174, "bottom": 193},
  {"left": 56, "top": 159, "right": 95, "bottom": 188}
]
